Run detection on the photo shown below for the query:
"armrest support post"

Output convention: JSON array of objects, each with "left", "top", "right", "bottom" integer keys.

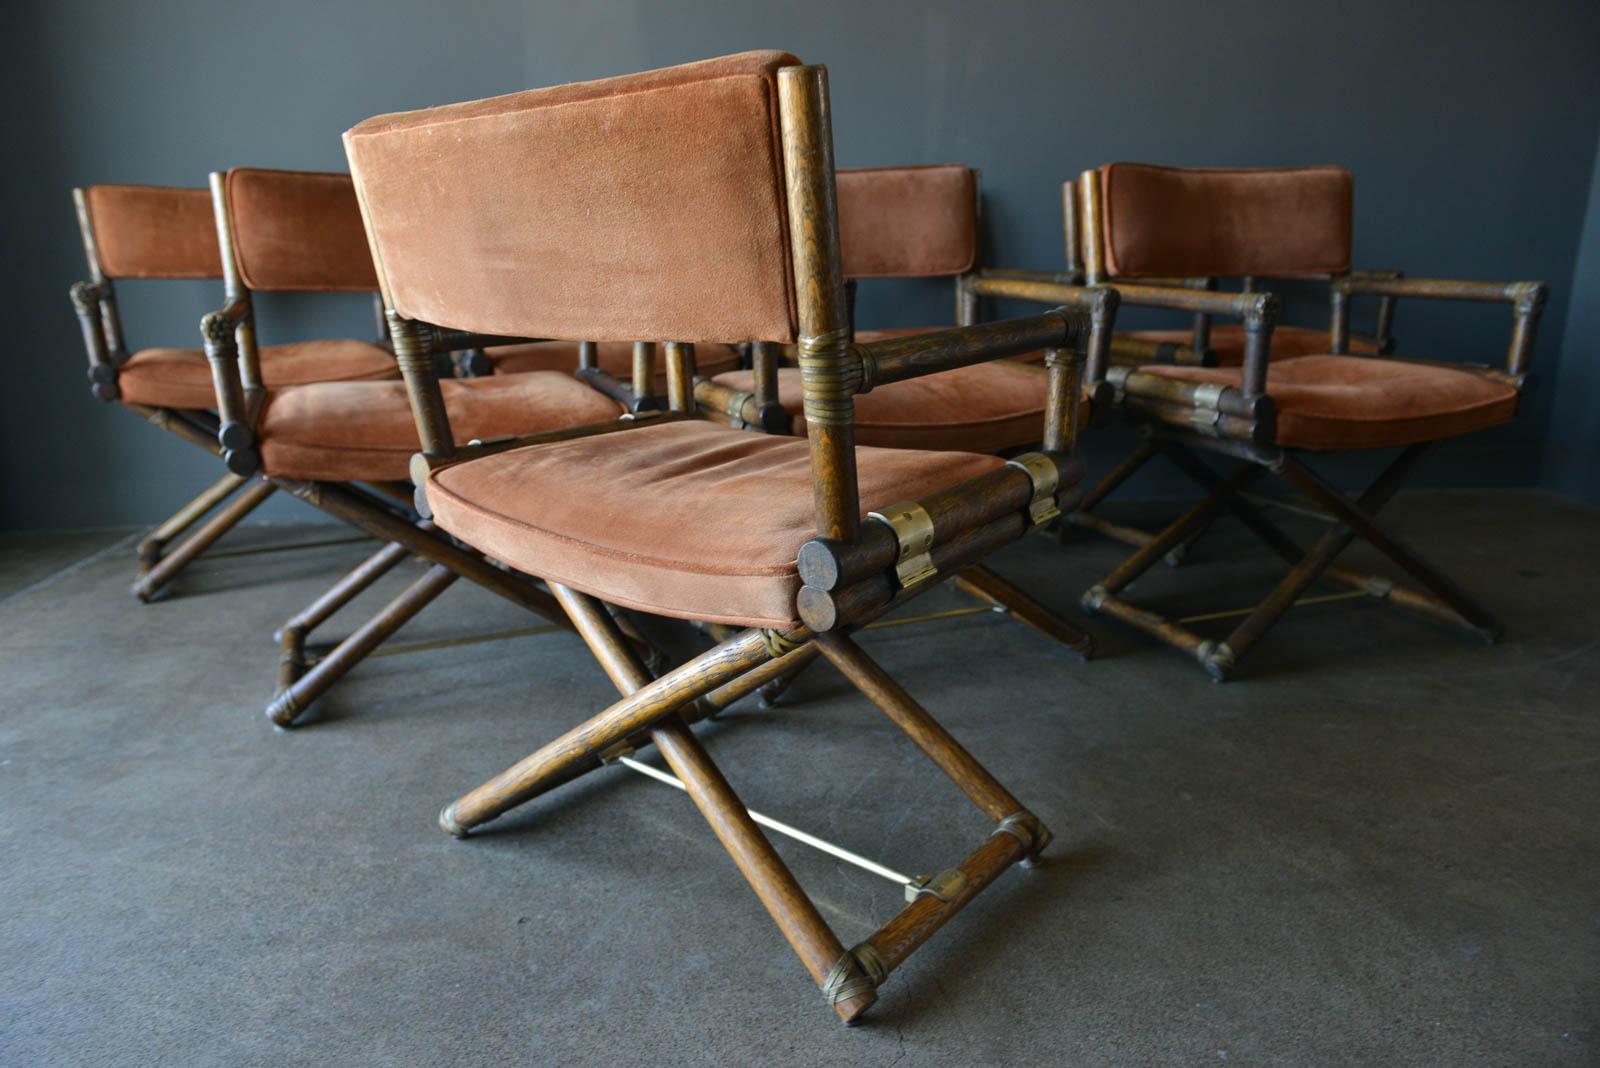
[
  {"left": 750, "top": 341, "right": 791, "bottom": 433},
  {"left": 70, "top": 281, "right": 119, "bottom": 402},
  {"left": 388, "top": 311, "right": 457, "bottom": 461},
  {"left": 631, "top": 342, "right": 658, "bottom": 409},
  {"left": 664, "top": 342, "right": 696, "bottom": 413},
  {"left": 1507, "top": 282, "right": 1548, "bottom": 379},
  {"left": 200, "top": 298, "right": 259, "bottom": 474},
  {"left": 1042, "top": 343, "right": 1086, "bottom": 454},
  {"left": 1082, "top": 285, "right": 1119, "bottom": 386},
  {"left": 1238, "top": 292, "right": 1279, "bottom": 399}
]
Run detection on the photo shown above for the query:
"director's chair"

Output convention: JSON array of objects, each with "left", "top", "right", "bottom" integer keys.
[
  {"left": 345, "top": 51, "right": 1093, "bottom": 1022},
  {"left": 68, "top": 183, "right": 398, "bottom": 600},
  {"left": 196, "top": 167, "right": 642, "bottom": 726},
  {"left": 976, "top": 163, "right": 1546, "bottom": 679}
]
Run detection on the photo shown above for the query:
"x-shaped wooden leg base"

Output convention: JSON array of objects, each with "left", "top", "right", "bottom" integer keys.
[
  {"left": 1084, "top": 442, "right": 1503, "bottom": 680},
  {"left": 441, "top": 589, "right": 1051, "bottom": 1024},
  {"left": 262, "top": 480, "right": 571, "bottom": 727}
]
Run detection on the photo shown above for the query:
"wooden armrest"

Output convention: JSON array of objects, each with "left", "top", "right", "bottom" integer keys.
[
  {"left": 1337, "top": 275, "right": 1544, "bottom": 305},
  {"left": 1332, "top": 277, "right": 1547, "bottom": 378},
  {"left": 961, "top": 275, "right": 1097, "bottom": 305},
  {"left": 1108, "top": 283, "right": 1274, "bottom": 319},
  {"left": 853, "top": 310, "right": 1084, "bottom": 387}
]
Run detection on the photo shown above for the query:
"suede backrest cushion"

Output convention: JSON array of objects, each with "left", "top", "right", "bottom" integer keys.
[
  {"left": 225, "top": 169, "right": 379, "bottom": 292},
  {"left": 343, "top": 51, "right": 801, "bottom": 344},
  {"left": 1100, "top": 163, "right": 1352, "bottom": 279},
  {"left": 836, "top": 164, "right": 977, "bottom": 278},
  {"left": 83, "top": 185, "right": 222, "bottom": 280}
]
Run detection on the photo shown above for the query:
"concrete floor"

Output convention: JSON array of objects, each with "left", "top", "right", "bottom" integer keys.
[{"left": 1, "top": 489, "right": 1596, "bottom": 1066}]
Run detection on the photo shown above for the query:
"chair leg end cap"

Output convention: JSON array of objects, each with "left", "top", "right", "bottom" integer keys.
[
  {"left": 1198, "top": 641, "right": 1235, "bottom": 683},
  {"left": 265, "top": 693, "right": 300, "bottom": 729},
  {"left": 439, "top": 804, "right": 468, "bottom": 838}
]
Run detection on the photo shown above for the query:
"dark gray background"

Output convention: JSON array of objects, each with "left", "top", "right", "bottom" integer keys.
[{"left": 5, "top": 0, "right": 1598, "bottom": 530}]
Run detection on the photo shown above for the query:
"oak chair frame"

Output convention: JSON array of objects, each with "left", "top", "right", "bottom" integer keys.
[
  {"left": 363, "top": 62, "right": 1093, "bottom": 1023},
  {"left": 969, "top": 171, "right": 1406, "bottom": 561},
  {"left": 689, "top": 165, "right": 1113, "bottom": 663},
  {"left": 193, "top": 169, "right": 583, "bottom": 726},
  {"left": 68, "top": 186, "right": 386, "bottom": 601},
  {"left": 971, "top": 172, "right": 1547, "bottom": 679}
]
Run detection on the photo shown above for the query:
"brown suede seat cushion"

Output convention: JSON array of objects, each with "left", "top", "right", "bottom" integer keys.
[
  {"left": 427, "top": 419, "right": 1005, "bottom": 628},
  {"left": 1148, "top": 355, "right": 1518, "bottom": 451},
  {"left": 484, "top": 340, "right": 742, "bottom": 388},
  {"left": 117, "top": 339, "right": 399, "bottom": 411},
  {"left": 1118, "top": 324, "right": 1376, "bottom": 365},
  {"left": 259, "top": 372, "right": 623, "bottom": 482},
  {"left": 712, "top": 362, "right": 1068, "bottom": 453}
]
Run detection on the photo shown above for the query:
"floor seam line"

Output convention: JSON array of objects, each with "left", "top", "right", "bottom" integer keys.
[{"left": 0, "top": 529, "right": 143, "bottom": 610}]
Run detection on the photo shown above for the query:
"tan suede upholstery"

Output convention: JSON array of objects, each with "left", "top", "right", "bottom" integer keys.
[
  {"left": 485, "top": 340, "right": 741, "bottom": 388},
  {"left": 837, "top": 165, "right": 977, "bottom": 278},
  {"left": 116, "top": 339, "right": 399, "bottom": 411},
  {"left": 1149, "top": 356, "right": 1517, "bottom": 451},
  {"left": 1120, "top": 324, "right": 1376, "bottom": 365},
  {"left": 258, "top": 373, "right": 622, "bottom": 482},
  {"left": 1100, "top": 164, "right": 1352, "bottom": 279},
  {"left": 713, "top": 363, "right": 1076, "bottom": 452},
  {"left": 427, "top": 420, "right": 1004, "bottom": 628},
  {"left": 83, "top": 185, "right": 221, "bottom": 280},
  {"left": 344, "top": 51, "right": 801, "bottom": 344},
  {"left": 225, "top": 169, "right": 379, "bottom": 292}
]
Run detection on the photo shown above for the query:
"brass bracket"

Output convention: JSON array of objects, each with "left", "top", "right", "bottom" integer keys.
[
  {"left": 1105, "top": 365, "right": 1130, "bottom": 404},
  {"left": 1359, "top": 575, "right": 1395, "bottom": 598},
  {"left": 905, "top": 867, "right": 967, "bottom": 904},
  {"left": 992, "top": 811, "right": 1053, "bottom": 865},
  {"left": 724, "top": 390, "right": 754, "bottom": 430},
  {"left": 1190, "top": 381, "right": 1226, "bottom": 435},
  {"left": 1192, "top": 382, "right": 1226, "bottom": 410},
  {"left": 1006, "top": 452, "right": 1062, "bottom": 526},
  {"left": 867, "top": 502, "right": 937, "bottom": 588}
]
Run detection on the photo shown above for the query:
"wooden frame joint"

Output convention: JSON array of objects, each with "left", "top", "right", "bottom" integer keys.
[
  {"left": 1508, "top": 280, "right": 1548, "bottom": 318},
  {"left": 724, "top": 388, "right": 755, "bottom": 429},
  {"left": 822, "top": 946, "right": 883, "bottom": 1008},
  {"left": 759, "top": 628, "right": 805, "bottom": 659},
  {"left": 992, "top": 810, "right": 1052, "bottom": 865}
]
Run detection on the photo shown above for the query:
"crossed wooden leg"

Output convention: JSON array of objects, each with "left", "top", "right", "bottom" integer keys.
[
  {"left": 442, "top": 592, "right": 1050, "bottom": 1024},
  {"left": 1084, "top": 442, "right": 1503, "bottom": 680}
]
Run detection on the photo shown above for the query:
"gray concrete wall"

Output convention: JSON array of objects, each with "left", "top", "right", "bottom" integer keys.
[
  {"left": 1543, "top": 132, "right": 1600, "bottom": 502},
  {"left": 6, "top": 0, "right": 1599, "bottom": 529}
]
